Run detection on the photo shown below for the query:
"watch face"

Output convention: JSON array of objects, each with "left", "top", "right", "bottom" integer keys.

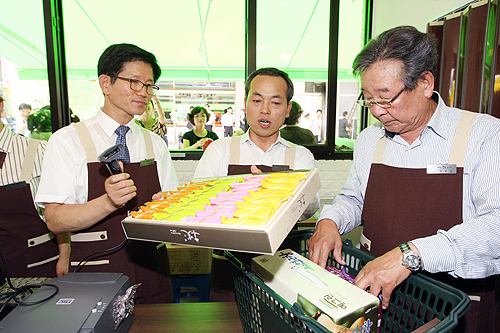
[{"left": 405, "top": 254, "right": 421, "bottom": 271}]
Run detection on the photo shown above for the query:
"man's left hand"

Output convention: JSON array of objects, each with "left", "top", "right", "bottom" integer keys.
[
  {"left": 250, "top": 165, "right": 262, "bottom": 175},
  {"left": 354, "top": 247, "right": 411, "bottom": 309}
]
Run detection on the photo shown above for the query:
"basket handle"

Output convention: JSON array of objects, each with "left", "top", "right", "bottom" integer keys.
[
  {"left": 291, "top": 303, "right": 332, "bottom": 332},
  {"left": 223, "top": 250, "right": 250, "bottom": 272}
]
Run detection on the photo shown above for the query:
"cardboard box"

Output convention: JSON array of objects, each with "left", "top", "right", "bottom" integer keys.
[
  {"left": 121, "top": 169, "right": 320, "bottom": 254},
  {"left": 166, "top": 244, "right": 212, "bottom": 275},
  {"left": 252, "top": 249, "right": 380, "bottom": 332}
]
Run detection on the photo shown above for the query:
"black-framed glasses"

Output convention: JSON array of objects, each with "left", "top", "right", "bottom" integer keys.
[
  {"left": 356, "top": 86, "right": 406, "bottom": 108},
  {"left": 115, "top": 76, "right": 159, "bottom": 95}
]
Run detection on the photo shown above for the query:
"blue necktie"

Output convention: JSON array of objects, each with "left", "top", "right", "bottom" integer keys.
[{"left": 115, "top": 125, "right": 131, "bottom": 163}]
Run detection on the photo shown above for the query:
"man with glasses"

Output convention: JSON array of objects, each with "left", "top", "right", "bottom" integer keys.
[
  {"left": 36, "top": 43, "right": 178, "bottom": 304},
  {"left": 308, "top": 26, "right": 500, "bottom": 332}
]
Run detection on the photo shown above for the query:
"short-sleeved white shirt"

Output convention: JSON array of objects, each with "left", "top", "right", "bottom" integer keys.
[{"left": 36, "top": 110, "right": 178, "bottom": 206}]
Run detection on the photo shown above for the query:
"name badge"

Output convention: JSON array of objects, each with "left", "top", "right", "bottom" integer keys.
[
  {"left": 140, "top": 158, "right": 154, "bottom": 167},
  {"left": 427, "top": 164, "right": 457, "bottom": 174}
]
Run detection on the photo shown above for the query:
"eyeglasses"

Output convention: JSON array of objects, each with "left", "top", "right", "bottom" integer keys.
[
  {"left": 115, "top": 76, "right": 159, "bottom": 95},
  {"left": 357, "top": 86, "right": 406, "bottom": 108}
]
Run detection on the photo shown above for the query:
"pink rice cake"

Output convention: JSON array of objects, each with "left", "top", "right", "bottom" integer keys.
[
  {"left": 209, "top": 197, "right": 244, "bottom": 205},
  {"left": 196, "top": 210, "right": 234, "bottom": 219},
  {"left": 243, "top": 174, "right": 270, "bottom": 182},
  {"left": 181, "top": 216, "right": 222, "bottom": 224},
  {"left": 229, "top": 183, "right": 262, "bottom": 192},
  {"left": 204, "top": 203, "right": 238, "bottom": 212}
]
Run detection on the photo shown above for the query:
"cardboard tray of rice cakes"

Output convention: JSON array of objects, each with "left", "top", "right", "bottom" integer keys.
[{"left": 121, "top": 168, "right": 320, "bottom": 254}]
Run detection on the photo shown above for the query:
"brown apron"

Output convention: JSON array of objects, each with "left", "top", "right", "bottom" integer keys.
[
  {"left": 361, "top": 111, "right": 494, "bottom": 332},
  {"left": 69, "top": 122, "right": 172, "bottom": 304},
  {"left": 210, "top": 136, "right": 296, "bottom": 302},
  {"left": 0, "top": 139, "right": 59, "bottom": 278}
]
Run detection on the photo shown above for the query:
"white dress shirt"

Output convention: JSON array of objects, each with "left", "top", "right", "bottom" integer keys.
[
  {"left": 319, "top": 92, "right": 500, "bottom": 279},
  {"left": 36, "top": 110, "right": 178, "bottom": 206}
]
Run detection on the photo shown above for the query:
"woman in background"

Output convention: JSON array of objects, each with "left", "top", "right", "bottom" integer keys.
[
  {"left": 135, "top": 95, "right": 168, "bottom": 145},
  {"left": 183, "top": 106, "right": 218, "bottom": 149}
]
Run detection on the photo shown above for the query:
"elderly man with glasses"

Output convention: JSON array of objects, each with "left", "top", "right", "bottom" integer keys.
[
  {"left": 36, "top": 43, "right": 178, "bottom": 304},
  {"left": 308, "top": 26, "right": 500, "bottom": 332}
]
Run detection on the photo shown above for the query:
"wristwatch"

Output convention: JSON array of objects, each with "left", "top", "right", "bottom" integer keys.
[{"left": 398, "top": 242, "right": 422, "bottom": 272}]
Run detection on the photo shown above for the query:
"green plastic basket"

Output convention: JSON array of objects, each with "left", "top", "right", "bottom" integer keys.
[{"left": 225, "top": 230, "right": 470, "bottom": 333}]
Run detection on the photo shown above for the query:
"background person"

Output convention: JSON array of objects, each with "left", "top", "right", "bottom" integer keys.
[
  {"left": 0, "top": 120, "right": 70, "bottom": 278},
  {"left": 307, "top": 26, "right": 500, "bottom": 332},
  {"left": 16, "top": 103, "right": 32, "bottom": 137},
  {"left": 36, "top": 43, "right": 179, "bottom": 304},
  {"left": 280, "top": 101, "right": 316, "bottom": 145},
  {"left": 0, "top": 96, "right": 16, "bottom": 132},
  {"left": 204, "top": 103, "right": 216, "bottom": 131},
  {"left": 238, "top": 108, "right": 246, "bottom": 132},
  {"left": 310, "top": 109, "right": 322, "bottom": 143},
  {"left": 338, "top": 111, "right": 352, "bottom": 138},
  {"left": 135, "top": 94, "right": 168, "bottom": 145},
  {"left": 221, "top": 107, "right": 234, "bottom": 137},
  {"left": 183, "top": 106, "right": 219, "bottom": 149}
]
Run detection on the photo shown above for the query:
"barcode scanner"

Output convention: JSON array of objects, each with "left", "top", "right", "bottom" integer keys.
[{"left": 98, "top": 144, "right": 125, "bottom": 175}]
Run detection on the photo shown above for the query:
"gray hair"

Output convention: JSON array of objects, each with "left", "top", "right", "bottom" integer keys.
[{"left": 352, "top": 26, "right": 438, "bottom": 91}]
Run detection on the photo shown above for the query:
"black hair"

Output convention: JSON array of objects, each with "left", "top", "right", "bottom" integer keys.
[
  {"left": 18, "top": 103, "right": 32, "bottom": 110},
  {"left": 284, "top": 101, "right": 302, "bottom": 125},
  {"left": 98, "top": 43, "right": 161, "bottom": 83},
  {"left": 245, "top": 67, "right": 294, "bottom": 103},
  {"left": 187, "top": 106, "right": 209, "bottom": 125},
  {"left": 352, "top": 26, "right": 438, "bottom": 91},
  {"left": 343, "top": 111, "right": 348, "bottom": 116}
]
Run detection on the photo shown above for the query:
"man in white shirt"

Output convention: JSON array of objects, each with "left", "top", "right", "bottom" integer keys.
[
  {"left": 195, "top": 67, "right": 319, "bottom": 218},
  {"left": 308, "top": 26, "right": 500, "bottom": 332},
  {"left": 194, "top": 67, "right": 319, "bottom": 302},
  {"left": 36, "top": 43, "right": 178, "bottom": 304}
]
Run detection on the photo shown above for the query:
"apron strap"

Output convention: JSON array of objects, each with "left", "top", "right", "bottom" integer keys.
[
  {"left": 372, "top": 135, "right": 386, "bottom": 164},
  {"left": 139, "top": 126, "right": 155, "bottom": 160},
  {"left": 19, "top": 139, "right": 41, "bottom": 183},
  {"left": 449, "top": 110, "right": 476, "bottom": 167},
  {"left": 74, "top": 122, "right": 156, "bottom": 162},
  {"left": 229, "top": 136, "right": 240, "bottom": 164},
  {"left": 372, "top": 110, "right": 477, "bottom": 166},
  {"left": 74, "top": 121, "right": 98, "bottom": 162},
  {"left": 284, "top": 142, "right": 296, "bottom": 169}
]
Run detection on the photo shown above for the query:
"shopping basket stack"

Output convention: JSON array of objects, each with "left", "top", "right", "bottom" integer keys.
[{"left": 225, "top": 230, "right": 470, "bottom": 333}]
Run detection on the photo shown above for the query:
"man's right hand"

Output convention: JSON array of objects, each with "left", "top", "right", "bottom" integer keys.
[
  {"left": 307, "top": 219, "right": 345, "bottom": 268},
  {"left": 104, "top": 161, "right": 137, "bottom": 209}
]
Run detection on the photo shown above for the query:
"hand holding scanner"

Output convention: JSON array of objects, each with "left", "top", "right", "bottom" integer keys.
[{"left": 98, "top": 144, "right": 125, "bottom": 175}]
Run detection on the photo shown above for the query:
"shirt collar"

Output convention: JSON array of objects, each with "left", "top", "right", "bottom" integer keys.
[
  {"left": 242, "top": 130, "right": 292, "bottom": 150},
  {"left": 383, "top": 91, "right": 446, "bottom": 140},
  {"left": 0, "top": 125, "right": 14, "bottom": 152},
  {"left": 96, "top": 109, "right": 138, "bottom": 139},
  {"left": 422, "top": 92, "right": 448, "bottom": 140}
]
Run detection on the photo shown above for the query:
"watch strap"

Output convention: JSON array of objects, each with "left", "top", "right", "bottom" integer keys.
[{"left": 399, "top": 242, "right": 411, "bottom": 254}]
